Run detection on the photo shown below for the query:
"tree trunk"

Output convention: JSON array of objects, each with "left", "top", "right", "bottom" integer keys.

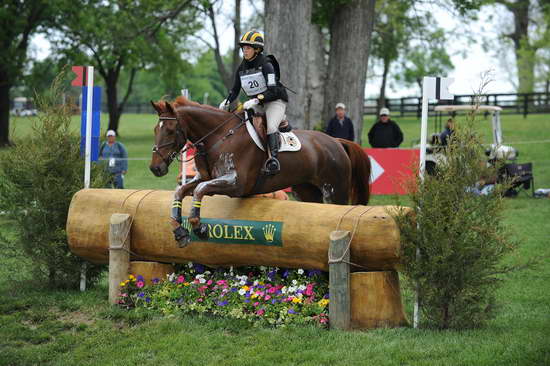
[
  {"left": 378, "top": 57, "right": 390, "bottom": 110},
  {"left": 305, "top": 23, "right": 327, "bottom": 130},
  {"left": 323, "top": 0, "right": 376, "bottom": 144},
  {"left": 265, "top": 0, "right": 312, "bottom": 130},
  {"left": 0, "top": 78, "right": 11, "bottom": 147},
  {"left": 232, "top": 0, "right": 241, "bottom": 74},
  {"left": 105, "top": 73, "right": 121, "bottom": 133}
]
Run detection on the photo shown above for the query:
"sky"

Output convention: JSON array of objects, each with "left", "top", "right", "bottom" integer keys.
[{"left": 30, "top": 1, "right": 515, "bottom": 99}]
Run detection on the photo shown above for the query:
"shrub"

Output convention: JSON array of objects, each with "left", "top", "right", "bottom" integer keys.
[
  {"left": 393, "top": 110, "right": 516, "bottom": 329},
  {"left": 0, "top": 72, "right": 109, "bottom": 289}
]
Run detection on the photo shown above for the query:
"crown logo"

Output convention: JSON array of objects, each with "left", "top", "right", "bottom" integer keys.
[{"left": 263, "top": 224, "right": 276, "bottom": 242}]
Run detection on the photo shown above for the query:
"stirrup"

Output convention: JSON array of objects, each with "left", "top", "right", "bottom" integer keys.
[{"left": 262, "top": 157, "right": 280, "bottom": 175}]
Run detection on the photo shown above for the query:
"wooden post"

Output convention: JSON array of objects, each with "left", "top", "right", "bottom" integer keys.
[
  {"left": 329, "top": 230, "right": 351, "bottom": 330},
  {"left": 109, "top": 213, "right": 132, "bottom": 304}
]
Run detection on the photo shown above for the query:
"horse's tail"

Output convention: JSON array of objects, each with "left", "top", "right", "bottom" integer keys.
[{"left": 337, "top": 138, "right": 371, "bottom": 205}]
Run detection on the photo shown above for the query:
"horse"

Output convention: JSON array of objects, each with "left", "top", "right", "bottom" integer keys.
[{"left": 150, "top": 97, "right": 371, "bottom": 247}]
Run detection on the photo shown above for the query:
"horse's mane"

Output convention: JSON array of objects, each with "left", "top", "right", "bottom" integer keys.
[{"left": 171, "top": 96, "right": 222, "bottom": 113}]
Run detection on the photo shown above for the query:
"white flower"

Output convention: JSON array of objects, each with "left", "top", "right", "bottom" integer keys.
[
  {"left": 281, "top": 286, "right": 288, "bottom": 294},
  {"left": 238, "top": 288, "right": 246, "bottom": 296},
  {"left": 239, "top": 280, "right": 246, "bottom": 286},
  {"left": 297, "top": 269, "right": 304, "bottom": 275},
  {"left": 288, "top": 286, "right": 297, "bottom": 293},
  {"left": 253, "top": 280, "right": 259, "bottom": 286},
  {"left": 298, "top": 285, "right": 306, "bottom": 291},
  {"left": 187, "top": 262, "right": 193, "bottom": 268},
  {"left": 297, "top": 292, "right": 303, "bottom": 299},
  {"left": 292, "top": 279, "right": 298, "bottom": 286},
  {"left": 168, "top": 273, "right": 176, "bottom": 282}
]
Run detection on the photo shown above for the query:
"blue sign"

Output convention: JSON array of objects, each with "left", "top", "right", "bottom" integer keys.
[{"left": 80, "top": 86, "right": 102, "bottom": 161}]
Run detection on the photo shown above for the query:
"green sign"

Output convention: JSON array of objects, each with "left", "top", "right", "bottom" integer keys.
[{"left": 181, "top": 217, "right": 283, "bottom": 247}]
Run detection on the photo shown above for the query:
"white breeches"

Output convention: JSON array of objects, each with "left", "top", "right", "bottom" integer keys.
[{"left": 252, "top": 99, "right": 287, "bottom": 134}]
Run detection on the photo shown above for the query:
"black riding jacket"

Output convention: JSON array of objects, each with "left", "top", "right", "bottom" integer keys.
[{"left": 227, "top": 53, "right": 288, "bottom": 104}]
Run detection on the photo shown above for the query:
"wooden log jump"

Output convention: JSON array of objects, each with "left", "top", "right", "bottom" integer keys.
[{"left": 67, "top": 189, "right": 403, "bottom": 271}]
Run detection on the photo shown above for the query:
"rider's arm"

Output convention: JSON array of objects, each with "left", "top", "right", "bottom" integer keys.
[
  {"left": 227, "top": 68, "right": 242, "bottom": 103},
  {"left": 261, "top": 62, "right": 285, "bottom": 103}
]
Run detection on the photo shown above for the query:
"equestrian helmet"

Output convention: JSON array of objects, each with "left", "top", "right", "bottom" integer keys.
[{"left": 239, "top": 30, "right": 264, "bottom": 49}]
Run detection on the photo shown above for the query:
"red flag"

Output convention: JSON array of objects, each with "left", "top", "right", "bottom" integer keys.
[{"left": 71, "top": 66, "right": 87, "bottom": 86}]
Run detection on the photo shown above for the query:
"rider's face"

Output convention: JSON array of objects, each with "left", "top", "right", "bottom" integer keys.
[{"left": 242, "top": 45, "right": 256, "bottom": 60}]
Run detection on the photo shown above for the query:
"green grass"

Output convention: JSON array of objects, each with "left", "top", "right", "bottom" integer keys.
[{"left": 1, "top": 113, "right": 549, "bottom": 365}]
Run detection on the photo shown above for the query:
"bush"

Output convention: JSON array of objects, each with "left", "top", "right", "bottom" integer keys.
[
  {"left": 0, "top": 72, "right": 109, "bottom": 289},
  {"left": 393, "top": 111, "right": 516, "bottom": 329}
]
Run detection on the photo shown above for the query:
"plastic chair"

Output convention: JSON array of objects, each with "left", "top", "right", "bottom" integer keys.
[{"left": 503, "top": 162, "right": 534, "bottom": 197}]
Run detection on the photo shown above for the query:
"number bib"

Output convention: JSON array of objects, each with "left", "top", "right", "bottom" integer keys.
[{"left": 240, "top": 70, "right": 267, "bottom": 97}]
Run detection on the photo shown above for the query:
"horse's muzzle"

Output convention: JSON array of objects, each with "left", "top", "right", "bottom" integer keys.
[{"left": 150, "top": 163, "right": 168, "bottom": 177}]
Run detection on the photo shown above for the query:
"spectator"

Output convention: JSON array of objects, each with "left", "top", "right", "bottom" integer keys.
[
  {"left": 325, "top": 103, "right": 355, "bottom": 141},
  {"left": 99, "top": 130, "right": 128, "bottom": 189},
  {"left": 368, "top": 108, "right": 404, "bottom": 148},
  {"left": 440, "top": 118, "right": 455, "bottom": 146}
]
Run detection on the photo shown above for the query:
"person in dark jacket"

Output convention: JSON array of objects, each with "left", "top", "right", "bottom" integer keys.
[
  {"left": 218, "top": 30, "right": 288, "bottom": 175},
  {"left": 368, "top": 108, "right": 404, "bottom": 148},
  {"left": 439, "top": 118, "right": 455, "bottom": 146},
  {"left": 325, "top": 103, "right": 355, "bottom": 141}
]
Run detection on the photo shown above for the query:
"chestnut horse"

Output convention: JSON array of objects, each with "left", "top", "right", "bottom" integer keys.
[{"left": 150, "top": 97, "right": 371, "bottom": 247}]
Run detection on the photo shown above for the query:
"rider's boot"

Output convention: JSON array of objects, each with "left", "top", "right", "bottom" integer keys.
[{"left": 264, "top": 133, "right": 281, "bottom": 175}]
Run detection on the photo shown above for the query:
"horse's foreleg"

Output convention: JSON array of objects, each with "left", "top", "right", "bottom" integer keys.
[
  {"left": 171, "top": 174, "right": 203, "bottom": 248},
  {"left": 188, "top": 171, "right": 238, "bottom": 240}
]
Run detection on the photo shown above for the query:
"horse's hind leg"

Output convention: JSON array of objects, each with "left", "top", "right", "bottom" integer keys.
[{"left": 292, "top": 183, "right": 323, "bottom": 203}]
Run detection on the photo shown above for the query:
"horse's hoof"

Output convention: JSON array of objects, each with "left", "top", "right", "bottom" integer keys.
[
  {"left": 193, "top": 223, "right": 209, "bottom": 240},
  {"left": 173, "top": 226, "right": 191, "bottom": 248}
]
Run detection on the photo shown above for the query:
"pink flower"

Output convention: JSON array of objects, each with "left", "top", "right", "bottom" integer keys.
[
  {"left": 305, "top": 284, "right": 314, "bottom": 296},
  {"left": 207, "top": 280, "right": 213, "bottom": 286},
  {"left": 267, "top": 287, "right": 276, "bottom": 294},
  {"left": 256, "top": 309, "right": 265, "bottom": 316},
  {"left": 198, "top": 285, "right": 208, "bottom": 293},
  {"left": 253, "top": 302, "right": 259, "bottom": 307},
  {"left": 264, "top": 295, "right": 271, "bottom": 301},
  {"left": 216, "top": 280, "right": 226, "bottom": 286},
  {"left": 136, "top": 281, "right": 145, "bottom": 288},
  {"left": 177, "top": 276, "right": 185, "bottom": 283},
  {"left": 197, "top": 298, "right": 204, "bottom": 302}
]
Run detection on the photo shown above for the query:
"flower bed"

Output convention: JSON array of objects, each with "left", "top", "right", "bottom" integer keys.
[{"left": 117, "top": 263, "right": 330, "bottom": 327}]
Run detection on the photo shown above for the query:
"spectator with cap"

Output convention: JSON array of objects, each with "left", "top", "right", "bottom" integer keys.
[
  {"left": 99, "top": 130, "right": 128, "bottom": 189},
  {"left": 368, "top": 107, "right": 404, "bottom": 148},
  {"left": 325, "top": 102, "right": 355, "bottom": 142}
]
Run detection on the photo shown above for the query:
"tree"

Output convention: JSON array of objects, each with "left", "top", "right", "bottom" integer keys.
[
  {"left": 398, "top": 29, "right": 454, "bottom": 94},
  {"left": 322, "top": 0, "right": 376, "bottom": 144},
  {"left": 53, "top": 0, "right": 199, "bottom": 133},
  {"left": 265, "top": 0, "right": 313, "bottom": 130},
  {"left": 0, "top": 0, "right": 59, "bottom": 147}
]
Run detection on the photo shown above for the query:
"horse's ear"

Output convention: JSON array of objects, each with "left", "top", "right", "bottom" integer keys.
[
  {"left": 150, "top": 100, "right": 161, "bottom": 114},
  {"left": 166, "top": 102, "right": 176, "bottom": 115}
]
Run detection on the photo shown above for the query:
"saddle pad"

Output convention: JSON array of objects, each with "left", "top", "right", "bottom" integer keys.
[{"left": 245, "top": 121, "right": 301, "bottom": 152}]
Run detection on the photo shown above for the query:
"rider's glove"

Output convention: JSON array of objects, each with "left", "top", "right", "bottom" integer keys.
[
  {"left": 243, "top": 98, "right": 259, "bottom": 110},
  {"left": 218, "top": 99, "right": 230, "bottom": 110}
]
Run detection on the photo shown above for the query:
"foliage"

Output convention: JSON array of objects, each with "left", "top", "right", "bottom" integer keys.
[
  {"left": 393, "top": 110, "right": 517, "bottom": 329},
  {"left": 0, "top": 72, "right": 109, "bottom": 289},
  {"left": 118, "top": 264, "right": 330, "bottom": 327}
]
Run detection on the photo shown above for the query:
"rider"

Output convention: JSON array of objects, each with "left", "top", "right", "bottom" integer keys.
[{"left": 219, "top": 30, "right": 288, "bottom": 175}]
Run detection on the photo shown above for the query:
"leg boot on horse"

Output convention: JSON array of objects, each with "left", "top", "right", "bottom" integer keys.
[{"left": 264, "top": 133, "right": 281, "bottom": 175}]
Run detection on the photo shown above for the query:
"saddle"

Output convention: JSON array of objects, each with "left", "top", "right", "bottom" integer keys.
[{"left": 251, "top": 113, "right": 292, "bottom": 143}]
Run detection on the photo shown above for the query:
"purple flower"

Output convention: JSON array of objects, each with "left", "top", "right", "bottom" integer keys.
[
  {"left": 138, "top": 292, "right": 145, "bottom": 298},
  {"left": 230, "top": 287, "right": 237, "bottom": 292},
  {"left": 152, "top": 278, "right": 160, "bottom": 284},
  {"left": 324, "top": 293, "right": 330, "bottom": 299},
  {"left": 137, "top": 275, "right": 145, "bottom": 281},
  {"left": 244, "top": 299, "right": 250, "bottom": 303},
  {"left": 307, "top": 270, "right": 322, "bottom": 277},
  {"left": 282, "top": 269, "right": 289, "bottom": 278},
  {"left": 271, "top": 299, "right": 277, "bottom": 304},
  {"left": 217, "top": 300, "right": 229, "bottom": 306},
  {"left": 245, "top": 292, "right": 251, "bottom": 298},
  {"left": 288, "top": 308, "right": 296, "bottom": 314},
  {"left": 193, "top": 263, "right": 205, "bottom": 273},
  {"left": 267, "top": 271, "right": 276, "bottom": 280},
  {"left": 146, "top": 297, "right": 151, "bottom": 303}
]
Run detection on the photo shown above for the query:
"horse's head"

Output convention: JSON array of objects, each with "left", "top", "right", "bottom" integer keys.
[{"left": 149, "top": 100, "right": 187, "bottom": 177}]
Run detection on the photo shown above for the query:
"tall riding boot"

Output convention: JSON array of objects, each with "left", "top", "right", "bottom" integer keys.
[{"left": 265, "top": 133, "right": 281, "bottom": 175}]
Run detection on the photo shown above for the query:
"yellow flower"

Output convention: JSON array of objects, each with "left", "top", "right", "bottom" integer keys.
[
  {"left": 124, "top": 280, "right": 130, "bottom": 285},
  {"left": 251, "top": 294, "right": 258, "bottom": 299},
  {"left": 292, "top": 297, "right": 302, "bottom": 304},
  {"left": 318, "top": 299, "right": 329, "bottom": 307},
  {"left": 184, "top": 282, "right": 190, "bottom": 286},
  {"left": 119, "top": 281, "right": 126, "bottom": 287},
  {"left": 128, "top": 274, "right": 135, "bottom": 281},
  {"left": 242, "top": 286, "right": 250, "bottom": 291}
]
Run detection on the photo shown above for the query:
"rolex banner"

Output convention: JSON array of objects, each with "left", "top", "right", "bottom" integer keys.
[{"left": 182, "top": 217, "right": 283, "bottom": 247}]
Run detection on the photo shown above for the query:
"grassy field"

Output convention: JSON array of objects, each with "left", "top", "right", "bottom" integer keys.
[{"left": 1, "top": 112, "right": 549, "bottom": 365}]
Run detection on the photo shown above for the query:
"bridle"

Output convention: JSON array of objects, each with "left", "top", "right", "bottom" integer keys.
[
  {"left": 152, "top": 111, "right": 247, "bottom": 166},
  {"left": 152, "top": 116, "right": 186, "bottom": 166}
]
